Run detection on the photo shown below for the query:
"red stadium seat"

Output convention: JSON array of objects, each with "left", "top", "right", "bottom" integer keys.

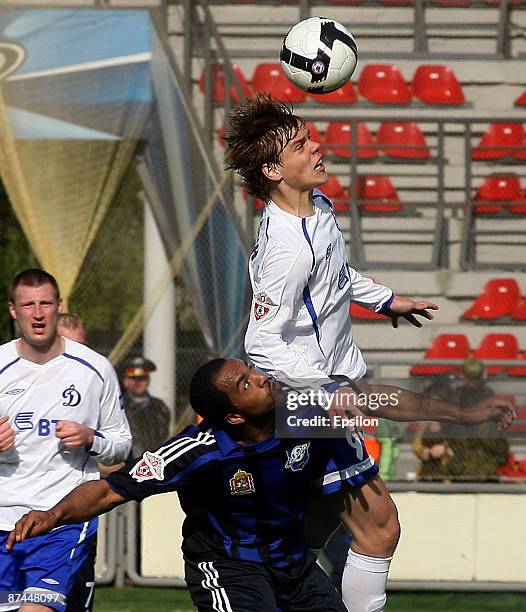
[
  {"left": 376, "top": 122, "right": 431, "bottom": 160},
  {"left": 461, "top": 278, "right": 521, "bottom": 321},
  {"left": 513, "top": 136, "right": 526, "bottom": 162},
  {"left": 472, "top": 175, "right": 522, "bottom": 215},
  {"left": 358, "top": 64, "right": 412, "bottom": 105},
  {"left": 472, "top": 123, "right": 526, "bottom": 160},
  {"left": 497, "top": 452, "right": 519, "bottom": 477},
  {"left": 410, "top": 334, "right": 471, "bottom": 376},
  {"left": 242, "top": 189, "right": 265, "bottom": 211},
  {"left": 198, "top": 63, "right": 252, "bottom": 103},
  {"left": 511, "top": 297, "right": 526, "bottom": 321},
  {"left": 474, "top": 333, "right": 519, "bottom": 376},
  {"left": 515, "top": 90, "right": 526, "bottom": 107},
  {"left": 308, "top": 80, "right": 358, "bottom": 105},
  {"left": 319, "top": 175, "right": 349, "bottom": 212},
  {"left": 508, "top": 352, "right": 526, "bottom": 377},
  {"left": 304, "top": 121, "right": 323, "bottom": 145},
  {"left": 327, "top": 0, "right": 366, "bottom": 4},
  {"left": 509, "top": 189, "right": 526, "bottom": 215},
  {"left": 411, "top": 65, "right": 465, "bottom": 105},
  {"left": 251, "top": 63, "right": 305, "bottom": 103},
  {"left": 349, "top": 302, "right": 387, "bottom": 321},
  {"left": 217, "top": 123, "right": 225, "bottom": 147},
  {"left": 355, "top": 175, "right": 403, "bottom": 213},
  {"left": 431, "top": 0, "right": 469, "bottom": 6},
  {"left": 322, "top": 122, "right": 377, "bottom": 160}
]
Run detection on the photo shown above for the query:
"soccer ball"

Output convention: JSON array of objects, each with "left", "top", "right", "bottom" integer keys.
[{"left": 280, "top": 17, "right": 358, "bottom": 94}]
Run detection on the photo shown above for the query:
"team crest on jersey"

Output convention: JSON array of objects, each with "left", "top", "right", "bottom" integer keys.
[
  {"left": 62, "top": 384, "right": 81, "bottom": 407},
  {"left": 338, "top": 263, "right": 349, "bottom": 290},
  {"left": 229, "top": 469, "right": 255, "bottom": 495},
  {"left": 253, "top": 291, "right": 277, "bottom": 321},
  {"left": 285, "top": 442, "right": 311, "bottom": 472},
  {"left": 130, "top": 451, "right": 165, "bottom": 482}
]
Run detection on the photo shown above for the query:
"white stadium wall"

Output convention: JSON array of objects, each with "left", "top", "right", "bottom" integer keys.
[{"left": 112, "top": 492, "right": 526, "bottom": 585}]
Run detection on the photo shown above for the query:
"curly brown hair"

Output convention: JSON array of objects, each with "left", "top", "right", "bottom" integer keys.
[{"left": 224, "top": 94, "right": 304, "bottom": 201}]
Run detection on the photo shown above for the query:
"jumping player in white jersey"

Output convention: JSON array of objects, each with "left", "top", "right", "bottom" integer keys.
[
  {"left": 0, "top": 269, "right": 131, "bottom": 612},
  {"left": 224, "top": 94, "right": 439, "bottom": 612}
]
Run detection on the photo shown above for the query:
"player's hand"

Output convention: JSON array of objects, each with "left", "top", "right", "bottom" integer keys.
[
  {"left": 463, "top": 397, "right": 517, "bottom": 431},
  {"left": 388, "top": 296, "right": 439, "bottom": 329},
  {"left": 56, "top": 421, "right": 94, "bottom": 449},
  {"left": 6, "top": 510, "right": 59, "bottom": 550},
  {"left": 0, "top": 416, "right": 15, "bottom": 452}
]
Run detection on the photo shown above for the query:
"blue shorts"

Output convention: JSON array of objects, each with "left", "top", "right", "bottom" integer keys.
[
  {"left": 311, "top": 429, "right": 379, "bottom": 495},
  {"left": 0, "top": 518, "right": 98, "bottom": 612}
]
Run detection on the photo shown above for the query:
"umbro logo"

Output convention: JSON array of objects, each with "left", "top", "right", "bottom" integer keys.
[
  {"left": 4, "top": 388, "right": 25, "bottom": 395},
  {"left": 41, "top": 578, "right": 60, "bottom": 585}
]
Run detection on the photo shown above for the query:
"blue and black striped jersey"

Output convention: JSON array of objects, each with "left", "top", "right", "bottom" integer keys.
[{"left": 106, "top": 421, "right": 377, "bottom": 567}]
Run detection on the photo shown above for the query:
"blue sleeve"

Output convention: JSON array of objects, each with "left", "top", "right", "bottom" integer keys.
[{"left": 106, "top": 428, "right": 218, "bottom": 502}]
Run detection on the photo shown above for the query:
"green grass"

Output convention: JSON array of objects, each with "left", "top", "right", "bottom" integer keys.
[{"left": 94, "top": 587, "right": 526, "bottom": 611}]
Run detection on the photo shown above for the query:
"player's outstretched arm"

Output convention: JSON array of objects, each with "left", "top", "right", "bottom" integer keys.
[
  {"left": 359, "top": 384, "right": 516, "bottom": 431},
  {"left": 6, "top": 480, "right": 125, "bottom": 550},
  {"left": 387, "top": 296, "right": 439, "bottom": 328}
]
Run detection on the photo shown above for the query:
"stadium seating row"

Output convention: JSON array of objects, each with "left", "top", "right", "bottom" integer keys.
[
  {"left": 223, "top": 119, "right": 526, "bottom": 166},
  {"left": 462, "top": 278, "right": 526, "bottom": 320},
  {"left": 199, "top": 62, "right": 467, "bottom": 105},
  {"left": 247, "top": 173, "right": 526, "bottom": 215},
  {"left": 224, "top": 119, "right": 433, "bottom": 160},
  {"left": 410, "top": 333, "right": 526, "bottom": 376},
  {"left": 201, "top": 59, "right": 526, "bottom": 109}
]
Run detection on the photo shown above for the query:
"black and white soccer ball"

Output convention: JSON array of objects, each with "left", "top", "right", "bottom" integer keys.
[{"left": 280, "top": 17, "right": 358, "bottom": 94}]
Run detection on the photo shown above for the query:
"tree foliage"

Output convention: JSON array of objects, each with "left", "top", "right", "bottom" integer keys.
[{"left": 0, "top": 181, "right": 37, "bottom": 343}]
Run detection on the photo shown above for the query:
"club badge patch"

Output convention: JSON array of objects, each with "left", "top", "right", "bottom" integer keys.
[
  {"left": 254, "top": 302, "right": 270, "bottom": 321},
  {"left": 253, "top": 291, "right": 277, "bottom": 321},
  {"left": 229, "top": 469, "right": 255, "bottom": 495},
  {"left": 130, "top": 451, "right": 165, "bottom": 482},
  {"left": 285, "top": 442, "right": 311, "bottom": 472}
]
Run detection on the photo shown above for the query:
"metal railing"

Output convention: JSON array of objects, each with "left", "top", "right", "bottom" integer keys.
[{"left": 172, "top": 0, "right": 525, "bottom": 61}]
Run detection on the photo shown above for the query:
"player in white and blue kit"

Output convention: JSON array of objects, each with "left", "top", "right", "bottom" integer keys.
[
  {"left": 225, "top": 94, "right": 439, "bottom": 612},
  {"left": 0, "top": 269, "right": 131, "bottom": 612}
]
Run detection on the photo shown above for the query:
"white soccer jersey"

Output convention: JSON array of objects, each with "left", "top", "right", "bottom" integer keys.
[
  {"left": 0, "top": 338, "right": 132, "bottom": 530},
  {"left": 245, "top": 189, "right": 393, "bottom": 386}
]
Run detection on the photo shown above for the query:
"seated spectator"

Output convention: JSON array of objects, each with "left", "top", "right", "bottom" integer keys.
[
  {"left": 412, "top": 360, "right": 510, "bottom": 482},
  {"left": 413, "top": 421, "right": 452, "bottom": 482}
]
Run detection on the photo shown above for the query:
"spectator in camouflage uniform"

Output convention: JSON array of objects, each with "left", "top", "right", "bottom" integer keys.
[
  {"left": 446, "top": 359, "right": 509, "bottom": 482},
  {"left": 413, "top": 360, "right": 509, "bottom": 482},
  {"left": 122, "top": 356, "right": 171, "bottom": 457}
]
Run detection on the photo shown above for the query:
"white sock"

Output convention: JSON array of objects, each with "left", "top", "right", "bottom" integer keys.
[{"left": 341, "top": 549, "right": 392, "bottom": 612}]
